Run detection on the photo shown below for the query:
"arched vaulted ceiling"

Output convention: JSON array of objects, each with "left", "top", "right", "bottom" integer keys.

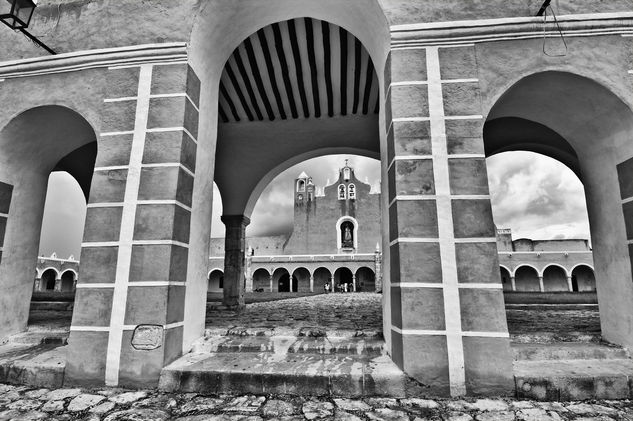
[{"left": 218, "top": 17, "right": 380, "bottom": 123}]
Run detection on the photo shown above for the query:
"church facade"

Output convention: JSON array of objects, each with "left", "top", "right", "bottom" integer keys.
[{"left": 209, "top": 162, "right": 383, "bottom": 293}]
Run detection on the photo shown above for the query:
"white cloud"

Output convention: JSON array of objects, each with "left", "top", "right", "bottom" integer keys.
[{"left": 487, "top": 151, "right": 590, "bottom": 241}]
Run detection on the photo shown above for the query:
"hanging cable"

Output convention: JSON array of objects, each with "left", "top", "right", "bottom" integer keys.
[{"left": 542, "top": 2, "right": 568, "bottom": 57}]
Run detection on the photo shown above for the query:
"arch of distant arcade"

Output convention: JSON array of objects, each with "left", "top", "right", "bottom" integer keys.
[
  {"left": 208, "top": 254, "right": 380, "bottom": 293},
  {"left": 33, "top": 255, "right": 80, "bottom": 293},
  {"left": 499, "top": 263, "right": 596, "bottom": 292}
]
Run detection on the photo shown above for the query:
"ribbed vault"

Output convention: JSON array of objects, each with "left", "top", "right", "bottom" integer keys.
[{"left": 218, "top": 17, "right": 379, "bottom": 123}]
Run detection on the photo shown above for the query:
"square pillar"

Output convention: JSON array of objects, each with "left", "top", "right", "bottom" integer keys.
[
  {"left": 66, "top": 62, "right": 200, "bottom": 388},
  {"left": 385, "top": 45, "right": 514, "bottom": 397},
  {"left": 221, "top": 215, "right": 250, "bottom": 308}
]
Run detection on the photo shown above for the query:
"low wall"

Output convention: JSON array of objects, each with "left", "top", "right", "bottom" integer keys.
[{"left": 504, "top": 292, "right": 598, "bottom": 304}]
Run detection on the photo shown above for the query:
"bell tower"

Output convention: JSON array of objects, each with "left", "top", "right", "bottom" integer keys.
[{"left": 294, "top": 171, "right": 310, "bottom": 206}]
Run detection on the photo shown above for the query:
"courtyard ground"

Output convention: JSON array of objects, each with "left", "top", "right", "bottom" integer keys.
[{"left": 27, "top": 293, "right": 603, "bottom": 340}]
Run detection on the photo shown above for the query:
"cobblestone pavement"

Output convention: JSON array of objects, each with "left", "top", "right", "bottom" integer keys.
[{"left": 2, "top": 382, "right": 633, "bottom": 420}]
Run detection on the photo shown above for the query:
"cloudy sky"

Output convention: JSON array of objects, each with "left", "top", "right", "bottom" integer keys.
[{"left": 39, "top": 151, "right": 590, "bottom": 258}]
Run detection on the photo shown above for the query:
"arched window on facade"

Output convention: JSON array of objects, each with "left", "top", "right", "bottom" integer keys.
[
  {"left": 348, "top": 183, "right": 356, "bottom": 200},
  {"left": 297, "top": 179, "right": 305, "bottom": 192},
  {"left": 338, "top": 184, "right": 346, "bottom": 200}
]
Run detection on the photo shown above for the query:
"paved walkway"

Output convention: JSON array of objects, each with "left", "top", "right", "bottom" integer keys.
[{"left": 1, "top": 382, "right": 632, "bottom": 420}]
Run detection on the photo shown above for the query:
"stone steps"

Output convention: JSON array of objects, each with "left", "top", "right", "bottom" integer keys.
[
  {"left": 512, "top": 342, "right": 630, "bottom": 361},
  {"left": 192, "top": 334, "right": 385, "bottom": 357},
  {"left": 512, "top": 341, "right": 633, "bottom": 400},
  {"left": 514, "top": 358, "right": 633, "bottom": 400},
  {"left": 159, "top": 352, "right": 410, "bottom": 397},
  {"left": 159, "top": 330, "right": 412, "bottom": 398},
  {"left": 0, "top": 342, "right": 66, "bottom": 388}
]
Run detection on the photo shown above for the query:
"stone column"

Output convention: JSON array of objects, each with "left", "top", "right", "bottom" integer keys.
[
  {"left": 54, "top": 277, "right": 62, "bottom": 292},
  {"left": 66, "top": 62, "right": 200, "bottom": 388},
  {"left": 538, "top": 276, "right": 545, "bottom": 292},
  {"left": 269, "top": 274, "right": 274, "bottom": 292},
  {"left": 221, "top": 215, "right": 250, "bottom": 308},
  {"left": 510, "top": 276, "right": 516, "bottom": 292},
  {"left": 386, "top": 45, "right": 513, "bottom": 397},
  {"left": 566, "top": 276, "right": 573, "bottom": 292},
  {"left": 309, "top": 274, "right": 314, "bottom": 292},
  {"left": 352, "top": 274, "right": 357, "bottom": 292},
  {"left": 34, "top": 278, "right": 41, "bottom": 292}
]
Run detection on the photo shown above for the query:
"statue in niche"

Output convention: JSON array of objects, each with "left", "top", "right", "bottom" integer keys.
[{"left": 341, "top": 221, "right": 354, "bottom": 248}]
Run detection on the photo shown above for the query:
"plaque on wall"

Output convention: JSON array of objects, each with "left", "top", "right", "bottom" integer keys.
[{"left": 131, "top": 324, "right": 163, "bottom": 350}]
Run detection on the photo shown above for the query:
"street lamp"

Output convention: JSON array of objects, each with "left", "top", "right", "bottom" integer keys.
[
  {"left": 0, "top": 0, "right": 55, "bottom": 54},
  {"left": 1, "top": 0, "right": 36, "bottom": 30}
]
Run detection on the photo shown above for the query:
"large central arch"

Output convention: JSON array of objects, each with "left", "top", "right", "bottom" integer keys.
[{"left": 182, "top": 3, "right": 391, "bottom": 353}]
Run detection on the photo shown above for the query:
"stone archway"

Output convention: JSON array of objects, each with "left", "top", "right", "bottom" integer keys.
[
  {"left": 571, "top": 265, "right": 597, "bottom": 292},
  {"left": 484, "top": 71, "right": 633, "bottom": 350},
  {"left": 60, "top": 270, "right": 76, "bottom": 292},
  {"left": 41, "top": 269, "right": 59, "bottom": 291},
  {"left": 542, "top": 265, "right": 569, "bottom": 292},
  {"left": 0, "top": 105, "right": 97, "bottom": 342},
  {"left": 514, "top": 266, "right": 540, "bottom": 292},
  {"left": 182, "top": 1, "right": 391, "bottom": 357}
]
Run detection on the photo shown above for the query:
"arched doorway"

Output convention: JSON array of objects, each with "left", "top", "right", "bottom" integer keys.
[
  {"left": 208, "top": 269, "right": 224, "bottom": 292},
  {"left": 572, "top": 265, "right": 597, "bottom": 292},
  {"left": 542, "top": 265, "right": 568, "bottom": 292},
  {"left": 60, "top": 270, "right": 76, "bottom": 292},
  {"left": 292, "top": 267, "right": 311, "bottom": 292},
  {"left": 41, "top": 269, "right": 58, "bottom": 291},
  {"left": 333, "top": 267, "right": 353, "bottom": 292},
  {"left": 514, "top": 266, "right": 540, "bottom": 292},
  {"left": 252, "top": 268, "right": 271, "bottom": 292},
  {"left": 313, "top": 267, "right": 332, "bottom": 293},
  {"left": 274, "top": 268, "right": 292, "bottom": 292},
  {"left": 355, "top": 266, "right": 375, "bottom": 292}
]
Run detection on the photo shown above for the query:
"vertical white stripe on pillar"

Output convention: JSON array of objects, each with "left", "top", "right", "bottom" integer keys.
[
  {"left": 426, "top": 46, "right": 466, "bottom": 397},
  {"left": 105, "top": 64, "right": 153, "bottom": 386}
]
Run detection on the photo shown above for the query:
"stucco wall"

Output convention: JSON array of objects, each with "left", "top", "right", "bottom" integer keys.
[{"left": 3, "top": 1, "right": 633, "bottom": 63}]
